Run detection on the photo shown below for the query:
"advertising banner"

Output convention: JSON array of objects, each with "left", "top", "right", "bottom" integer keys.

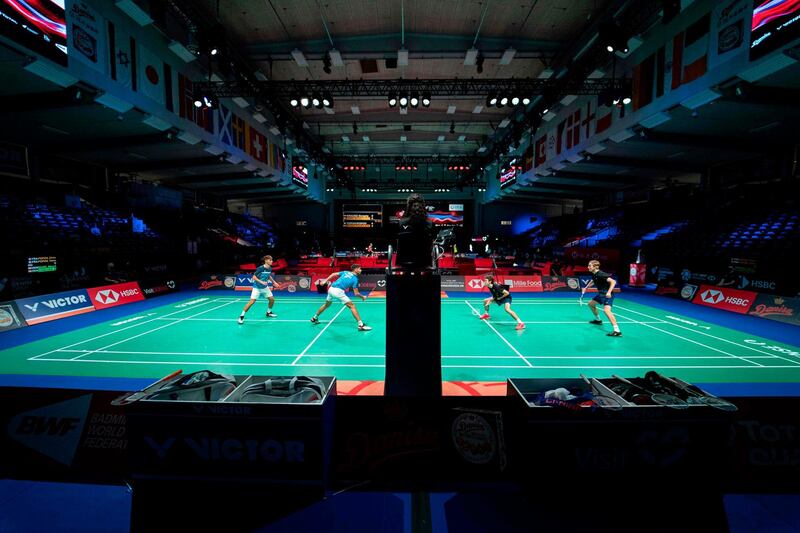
[
  {"left": 0, "top": 388, "right": 128, "bottom": 482},
  {"left": 356, "top": 274, "right": 386, "bottom": 292},
  {"left": 0, "top": 301, "right": 27, "bottom": 332},
  {"left": 694, "top": 285, "right": 757, "bottom": 314},
  {"left": 139, "top": 279, "right": 179, "bottom": 299},
  {"left": 629, "top": 263, "right": 647, "bottom": 287},
  {"left": 748, "top": 294, "right": 800, "bottom": 326},
  {"left": 464, "top": 276, "right": 486, "bottom": 292},
  {"left": 87, "top": 282, "right": 145, "bottom": 310},
  {"left": 16, "top": 289, "right": 95, "bottom": 325},
  {"left": 234, "top": 274, "right": 254, "bottom": 291},
  {"left": 271, "top": 275, "right": 313, "bottom": 293},
  {"left": 497, "top": 276, "right": 543, "bottom": 293},
  {"left": 540, "top": 276, "right": 577, "bottom": 292},
  {"left": 197, "top": 275, "right": 236, "bottom": 291},
  {"left": 441, "top": 276, "right": 466, "bottom": 291}
]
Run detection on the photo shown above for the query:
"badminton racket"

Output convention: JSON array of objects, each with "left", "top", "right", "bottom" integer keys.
[
  {"left": 611, "top": 374, "right": 689, "bottom": 409},
  {"left": 645, "top": 371, "right": 737, "bottom": 412},
  {"left": 580, "top": 374, "right": 623, "bottom": 410},
  {"left": 579, "top": 293, "right": 584, "bottom": 307}
]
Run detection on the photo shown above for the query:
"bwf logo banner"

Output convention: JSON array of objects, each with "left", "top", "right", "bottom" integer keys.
[
  {"left": 88, "top": 282, "right": 144, "bottom": 310},
  {"left": 694, "top": 285, "right": 756, "bottom": 314}
]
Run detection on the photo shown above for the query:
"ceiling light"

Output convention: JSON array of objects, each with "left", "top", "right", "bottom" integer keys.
[
  {"left": 300, "top": 96, "right": 310, "bottom": 108},
  {"left": 388, "top": 92, "right": 398, "bottom": 107},
  {"left": 486, "top": 93, "right": 498, "bottom": 107},
  {"left": 312, "top": 92, "right": 322, "bottom": 109},
  {"left": 410, "top": 91, "right": 420, "bottom": 108},
  {"left": 499, "top": 95, "right": 509, "bottom": 106},
  {"left": 422, "top": 91, "right": 431, "bottom": 107},
  {"left": 322, "top": 91, "right": 333, "bottom": 107},
  {"left": 399, "top": 92, "right": 409, "bottom": 108},
  {"left": 511, "top": 95, "right": 520, "bottom": 106},
  {"left": 522, "top": 96, "right": 531, "bottom": 105},
  {"left": 289, "top": 95, "right": 299, "bottom": 107},
  {"left": 291, "top": 48, "right": 308, "bottom": 67}
]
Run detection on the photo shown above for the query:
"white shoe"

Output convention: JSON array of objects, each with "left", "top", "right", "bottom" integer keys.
[
  {"left": 237, "top": 316, "right": 244, "bottom": 324},
  {"left": 358, "top": 324, "right": 372, "bottom": 331}
]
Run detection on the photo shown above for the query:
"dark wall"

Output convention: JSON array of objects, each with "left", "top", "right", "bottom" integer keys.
[
  {"left": 261, "top": 202, "right": 328, "bottom": 233},
  {"left": 480, "top": 202, "right": 550, "bottom": 236}
]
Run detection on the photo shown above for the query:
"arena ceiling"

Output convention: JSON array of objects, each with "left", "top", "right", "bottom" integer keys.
[{"left": 1, "top": 1, "right": 800, "bottom": 204}]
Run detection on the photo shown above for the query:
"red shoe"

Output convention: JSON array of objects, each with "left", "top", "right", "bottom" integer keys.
[
  {"left": 479, "top": 313, "right": 490, "bottom": 320},
  {"left": 515, "top": 322, "right": 525, "bottom": 330}
]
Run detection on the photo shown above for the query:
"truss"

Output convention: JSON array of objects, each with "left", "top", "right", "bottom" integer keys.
[{"left": 193, "top": 78, "right": 630, "bottom": 99}]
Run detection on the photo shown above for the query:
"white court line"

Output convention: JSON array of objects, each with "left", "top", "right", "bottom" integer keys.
[
  {"left": 27, "top": 298, "right": 220, "bottom": 361},
  {"left": 487, "top": 320, "right": 666, "bottom": 324},
  {"left": 69, "top": 300, "right": 238, "bottom": 361},
  {"left": 613, "top": 311, "right": 764, "bottom": 367},
  {"left": 156, "top": 317, "right": 326, "bottom": 323},
  {"left": 464, "top": 300, "right": 532, "bottom": 367},
  {"left": 32, "top": 357, "right": 800, "bottom": 369},
  {"left": 615, "top": 304, "right": 800, "bottom": 366},
  {"left": 292, "top": 305, "right": 348, "bottom": 365}
]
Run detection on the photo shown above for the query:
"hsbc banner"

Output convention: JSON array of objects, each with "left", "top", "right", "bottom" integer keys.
[
  {"left": 17, "top": 289, "right": 95, "bottom": 325},
  {"left": 139, "top": 279, "right": 179, "bottom": 299},
  {"left": 464, "top": 276, "right": 486, "bottom": 292},
  {"left": 197, "top": 275, "right": 236, "bottom": 291},
  {"left": 88, "top": 282, "right": 145, "bottom": 310},
  {"left": 694, "top": 285, "right": 757, "bottom": 314},
  {"left": 441, "top": 276, "right": 466, "bottom": 291},
  {"left": 748, "top": 294, "right": 800, "bottom": 326},
  {"left": 0, "top": 301, "right": 28, "bottom": 332},
  {"left": 497, "top": 276, "right": 543, "bottom": 293}
]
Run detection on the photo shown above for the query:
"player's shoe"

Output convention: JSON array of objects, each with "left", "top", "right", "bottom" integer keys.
[
  {"left": 237, "top": 316, "right": 244, "bottom": 324},
  {"left": 479, "top": 313, "right": 490, "bottom": 320},
  {"left": 358, "top": 324, "right": 373, "bottom": 331},
  {"left": 310, "top": 316, "right": 319, "bottom": 324},
  {"left": 515, "top": 322, "right": 525, "bottom": 330},
  {"left": 607, "top": 331, "right": 622, "bottom": 337},
  {"left": 589, "top": 319, "right": 603, "bottom": 325},
  {"left": 266, "top": 311, "right": 278, "bottom": 318}
]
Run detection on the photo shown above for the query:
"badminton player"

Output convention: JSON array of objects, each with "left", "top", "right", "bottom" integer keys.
[
  {"left": 238, "top": 255, "right": 281, "bottom": 324},
  {"left": 582, "top": 260, "right": 621, "bottom": 336},
  {"left": 479, "top": 275, "right": 525, "bottom": 330},
  {"left": 311, "top": 264, "right": 372, "bottom": 331}
]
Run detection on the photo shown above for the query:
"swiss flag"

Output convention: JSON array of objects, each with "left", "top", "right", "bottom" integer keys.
[{"left": 248, "top": 127, "right": 268, "bottom": 163}]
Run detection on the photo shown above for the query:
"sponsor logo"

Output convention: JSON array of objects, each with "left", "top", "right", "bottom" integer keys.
[
  {"left": 377, "top": 279, "right": 386, "bottom": 288},
  {"left": 166, "top": 280, "right": 176, "bottom": 289},
  {"left": 298, "top": 278, "right": 310, "bottom": 289},
  {"left": 0, "top": 307, "right": 20, "bottom": 328},
  {"left": 8, "top": 394, "right": 92, "bottom": 466},
  {"left": 451, "top": 413, "right": 496, "bottom": 465},
  {"left": 144, "top": 436, "right": 306, "bottom": 463},
  {"left": 223, "top": 277, "right": 235, "bottom": 288},
  {"left": 744, "top": 339, "right": 800, "bottom": 358},
  {"left": 739, "top": 276, "right": 776, "bottom": 291},
  {"left": 749, "top": 303, "right": 793, "bottom": 318},
  {"left": 24, "top": 294, "right": 89, "bottom": 313},
  {"left": 681, "top": 269, "right": 691, "bottom": 282},
  {"left": 467, "top": 279, "right": 484, "bottom": 289},
  {"left": 543, "top": 280, "right": 567, "bottom": 291},
  {"left": 287, "top": 285, "right": 296, "bottom": 293},
  {"left": 700, "top": 289, "right": 724, "bottom": 304},
  {"left": 567, "top": 278, "right": 580, "bottom": 290},
  {"left": 199, "top": 280, "right": 223, "bottom": 290},
  {"left": 94, "top": 289, "right": 120, "bottom": 305},
  {"left": 655, "top": 285, "right": 679, "bottom": 296},
  {"left": 176, "top": 298, "right": 208, "bottom": 308},
  {"left": 680, "top": 284, "right": 698, "bottom": 300}
]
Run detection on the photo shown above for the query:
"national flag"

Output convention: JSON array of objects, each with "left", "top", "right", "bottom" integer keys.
[
  {"left": 218, "top": 104, "right": 233, "bottom": 146},
  {"left": 655, "top": 46, "right": 666, "bottom": 98},
  {"left": 138, "top": 45, "right": 166, "bottom": 105},
  {"left": 231, "top": 113, "right": 246, "bottom": 150},
  {"left": 523, "top": 145, "right": 534, "bottom": 172},
  {"left": 534, "top": 134, "right": 547, "bottom": 167},
  {"left": 249, "top": 127, "right": 267, "bottom": 162},
  {"left": 632, "top": 53, "right": 655, "bottom": 111},
  {"left": 682, "top": 13, "right": 710, "bottom": 84},
  {"left": 267, "top": 140, "right": 276, "bottom": 168},
  {"left": 581, "top": 100, "right": 595, "bottom": 139},
  {"left": 565, "top": 109, "right": 581, "bottom": 149},
  {"left": 108, "top": 21, "right": 135, "bottom": 89},
  {"left": 595, "top": 94, "right": 613, "bottom": 134}
]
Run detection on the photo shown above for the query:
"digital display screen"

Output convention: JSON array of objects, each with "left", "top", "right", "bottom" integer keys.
[
  {"left": 750, "top": 0, "right": 800, "bottom": 60},
  {"left": 0, "top": 0, "right": 67, "bottom": 65},
  {"left": 28, "top": 256, "right": 57, "bottom": 273},
  {"left": 292, "top": 166, "right": 309, "bottom": 189},
  {"left": 388, "top": 202, "right": 464, "bottom": 227},
  {"left": 342, "top": 204, "right": 382, "bottom": 229},
  {"left": 500, "top": 165, "right": 517, "bottom": 189}
]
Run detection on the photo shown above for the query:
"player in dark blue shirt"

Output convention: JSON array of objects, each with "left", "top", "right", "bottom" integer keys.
[
  {"left": 310, "top": 263, "right": 372, "bottom": 331},
  {"left": 582, "top": 260, "right": 621, "bottom": 336},
  {"left": 238, "top": 255, "right": 281, "bottom": 324},
  {"left": 478, "top": 275, "right": 525, "bottom": 329}
]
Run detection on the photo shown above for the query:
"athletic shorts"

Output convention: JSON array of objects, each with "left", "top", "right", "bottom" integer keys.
[
  {"left": 494, "top": 296, "right": 512, "bottom": 306},
  {"left": 592, "top": 294, "right": 614, "bottom": 306},
  {"left": 250, "top": 286, "right": 273, "bottom": 299},
  {"left": 327, "top": 286, "right": 351, "bottom": 304}
]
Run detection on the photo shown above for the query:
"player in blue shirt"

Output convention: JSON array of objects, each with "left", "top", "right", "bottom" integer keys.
[
  {"left": 310, "top": 263, "right": 372, "bottom": 331},
  {"left": 238, "top": 255, "right": 282, "bottom": 324}
]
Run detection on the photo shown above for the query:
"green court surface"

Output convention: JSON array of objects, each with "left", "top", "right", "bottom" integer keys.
[{"left": 2, "top": 295, "right": 800, "bottom": 383}]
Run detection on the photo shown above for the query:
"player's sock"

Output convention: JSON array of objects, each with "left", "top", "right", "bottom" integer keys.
[
  {"left": 358, "top": 320, "right": 364, "bottom": 327},
  {"left": 613, "top": 325, "right": 620, "bottom": 332},
  {"left": 312, "top": 314, "right": 318, "bottom": 320}
]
